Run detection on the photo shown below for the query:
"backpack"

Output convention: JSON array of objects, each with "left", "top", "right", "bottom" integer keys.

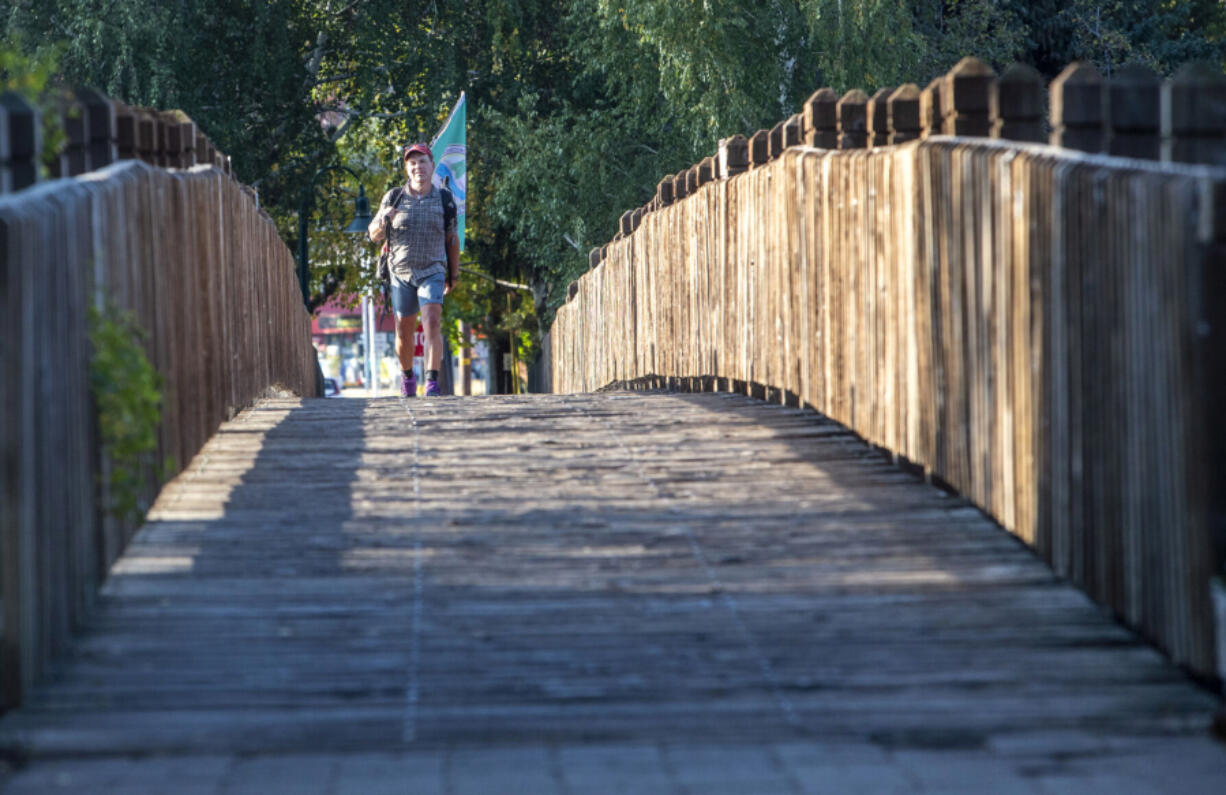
[{"left": 376, "top": 185, "right": 457, "bottom": 285}]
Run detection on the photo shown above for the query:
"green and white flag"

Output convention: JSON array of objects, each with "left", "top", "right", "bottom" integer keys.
[{"left": 431, "top": 92, "right": 467, "bottom": 251}]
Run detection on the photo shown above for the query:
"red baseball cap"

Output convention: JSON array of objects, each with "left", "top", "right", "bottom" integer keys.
[{"left": 402, "top": 143, "right": 433, "bottom": 161}]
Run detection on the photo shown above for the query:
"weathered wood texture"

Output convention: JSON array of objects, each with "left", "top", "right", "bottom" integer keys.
[
  {"left": 0, "top": 393, "right": 1219, "bottom": 756},
  {"left": 0, "top": 160, "right": 316, "bottom": 709},
  {"left": 552, "top": 139, "right": 1226, "bottom": 680}
]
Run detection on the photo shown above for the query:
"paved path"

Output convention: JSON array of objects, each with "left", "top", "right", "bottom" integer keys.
[{"left": 1, "top": 392, "right": 1223, "bottom": 792}]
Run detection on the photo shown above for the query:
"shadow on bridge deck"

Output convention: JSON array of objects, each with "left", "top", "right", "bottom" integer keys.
[{"left": 1, "top": 391, "right": 1223, "bottom": 792}]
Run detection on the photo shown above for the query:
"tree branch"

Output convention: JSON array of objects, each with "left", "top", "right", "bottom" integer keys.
[
  {"left": 317, "top": 105, "right": 426, "bottom": 120},
  {"left": 304, "top": 31, "right": 329, "bottom": 88},
  {"left": 460, "top": 267, "right": 532, "bottom": 292},
  {"left": 312, "top": 72, "right": 358, "bottom": 86},
  {"left": 331, "top": 0, "right": 363, "bottom": 16}
]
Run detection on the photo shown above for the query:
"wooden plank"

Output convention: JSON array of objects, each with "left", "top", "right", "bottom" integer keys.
[{"left": 0, "top": 393, "right": 1219, "bottom": 757}]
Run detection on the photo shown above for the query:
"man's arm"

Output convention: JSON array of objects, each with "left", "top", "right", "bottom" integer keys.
[
  {"left": 368, "top": 207, "right": 391, "bottom": 243},
  {"left": 444, "top": 228, "right": 460, "bottom": 294},
  {"left": 368, "top": 191, "right": 394, "bottom": 242}
]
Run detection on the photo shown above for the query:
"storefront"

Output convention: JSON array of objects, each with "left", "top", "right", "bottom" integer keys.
[
  {"left": 312, "top": 295, "right": 491, "bottom": 395},
  {"left": 311, "top": 295, "right": 397, "bottom": 390}
]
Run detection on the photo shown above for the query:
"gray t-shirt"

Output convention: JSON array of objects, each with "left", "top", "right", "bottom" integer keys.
[{"left": 379, "top": 185, "right": 455, "bottom": 281}]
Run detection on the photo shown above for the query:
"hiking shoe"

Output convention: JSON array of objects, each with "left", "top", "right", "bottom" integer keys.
[
  {"left": 424, "top": 379, "right": 441, "bottom": 397},
  {"left": 400, "top": 374, "right": 416, "bottom": 398}
]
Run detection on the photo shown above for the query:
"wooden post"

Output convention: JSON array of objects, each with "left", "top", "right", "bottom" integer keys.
[
  {"left": 158, "top": 112, "right": 197, "bottom": 168},
  {"left": 1107, "top": 64, "right": 1160, "bottom": 160},
  {"left": 136, "top": 110, "right": 157, "bottom": 164},
  {"left": 837, "top": 89, "right": 868, "bottom": 149},
  {"left": 76, "top": 88, "right": 117, "bottom": 169},
  {"left": 784, "top": 113, "right": 803, "bottom": 148},
  {"left": 1050, "top": 62, "right": 1107, "bottom": 153},
  {"left": 866, "top": 87, "right": 893, "bottom": 147},
  {"left": 992, "top": 63, "right": 1044, "bottom": 143},
  {"left": 196, "top": 131, "right": 212, "bottom": 167},
  {"left": 153, "top": 112, "right": 169, "bottom": 166},
  {"left": 589, "top": 247, "right": 603, "bottom": 270},
  {"left": 673, "top": 170, "right": 689, "bottom": 200},
  {"left": 631, "top": 207, "right": 643, "bottom": 232},
  {"left": 718, "top": 134, "right": 748, "bottom": 178},
  {"left": 619, "top": 209, "right": 634, "bottom": 236},
  {"left": 804, "top": 88, "right": 838, "bottom": 148},
  {"left": 685, "top": 164, "right": 699, "bottom": 195},
  {"left": 116, "top": 103, "right": 137, "bottom": 160},
  {"left": 769, "top": 120, "right": 786, "bottom": 159},
  {"left": 0, "top": 91, "right": 41, "bottom": 192},
  {"left": 920, "top": 77, "right": 941, "bottom": 138},
  {"left": 941, "top": 57, "right": 995, "bottom": 137},
  {"left": 749, "top": 129, "right": 770, "bottom": 168},
  {"left": 53, "top": 95, "right": 89, "bottom": 178},
  {"left": 160, "top": 112, "right": 183, "bottom": 168},
  {"left": 657, "top": 174, "right": 675, "bottom": 206},
  {"left": 887, "top": 84, "right": 922, "bottom": 145},
  {"left": 179, "top": 119, "right": 198, "bottom": 166},
  {"left": 697, "top": 156, "right": 714, "bottom": 186},
  {"left": 1166, "top": 61, "right": 1226, "bottom": 166}
]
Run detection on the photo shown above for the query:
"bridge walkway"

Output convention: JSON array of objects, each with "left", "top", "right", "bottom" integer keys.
[{"left": 1, "top": 392, "right": 1223, "bottom": 792}]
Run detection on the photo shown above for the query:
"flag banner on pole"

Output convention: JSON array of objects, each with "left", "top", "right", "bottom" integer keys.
[{"left": 431, "top": 92, "right": 466, "bottom": 251}]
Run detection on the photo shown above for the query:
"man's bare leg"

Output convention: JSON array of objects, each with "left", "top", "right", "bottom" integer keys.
[
  {"left": 422, "top": 303, "right": 444, "bottom": 394},
  {"left": 396, "top": 313, "right": 418, "bottom": 395},
  {"left": 422, "top": 303, "right": 443, "bottom": 372}
]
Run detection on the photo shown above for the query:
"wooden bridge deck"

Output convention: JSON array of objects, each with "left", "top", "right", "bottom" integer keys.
[{"left": 1, "top": 392, "right": 1223, "bottom": 780}]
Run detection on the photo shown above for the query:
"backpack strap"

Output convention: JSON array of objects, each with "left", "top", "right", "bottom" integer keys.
[
  {"left": 388, "top": 186, "right": 405, "bottom": 212},
  {"left": 439, "top": 187, "right": 457, "bottom": 231},
  {"left": 380, "top": 186, "right": 405, "bottom": 249}
]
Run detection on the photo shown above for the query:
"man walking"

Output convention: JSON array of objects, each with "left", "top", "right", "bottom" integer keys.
[{"left": 369, "top": 143, "right": 460, "bottom": 397}]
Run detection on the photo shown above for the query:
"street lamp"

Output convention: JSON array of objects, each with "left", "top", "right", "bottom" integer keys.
[{"left": 296, "top": 165, "right": 373, "bottom": 308}]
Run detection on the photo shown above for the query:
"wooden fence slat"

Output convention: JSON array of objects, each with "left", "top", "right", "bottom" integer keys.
[
  {"left": 0, "top": 159, "right": 315, "bottom": 708},
  {"left": 553, "top": 137, "right": 1226, "bottom": 681}
]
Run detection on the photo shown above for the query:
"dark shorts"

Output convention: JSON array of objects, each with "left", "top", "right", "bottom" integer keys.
[{"left": 389, "top": 271, "right": 445, "bottom": 318}]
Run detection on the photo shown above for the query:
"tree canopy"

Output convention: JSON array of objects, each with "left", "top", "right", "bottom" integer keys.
[{"left": 5, "top": 0, "right": 1225, "bottom": 360}]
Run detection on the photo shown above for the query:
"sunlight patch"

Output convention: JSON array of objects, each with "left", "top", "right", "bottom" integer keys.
[{"left": 110, "top": 554, "right": 198, "bottom": 575}]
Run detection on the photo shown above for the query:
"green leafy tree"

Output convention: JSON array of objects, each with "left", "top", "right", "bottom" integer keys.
[
  {"left": 1056, "top": 0, "right": 1226, "bottom": 76},
  {"left": 911, "top": 0, "right": 1025, "bottom": 81},
  {"left": 1000, "top": 0, "right": 1226, "bottom": 78},
  {"left": 804, "top": 0, "right": 926, "bottom": 92},
  {"left": 8, "top": 0, "right": 1226, "bottom": 392}
]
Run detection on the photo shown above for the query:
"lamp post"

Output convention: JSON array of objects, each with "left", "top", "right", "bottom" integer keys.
[{"left": 296, "top": 164, "right": 373, "bottom": 308}]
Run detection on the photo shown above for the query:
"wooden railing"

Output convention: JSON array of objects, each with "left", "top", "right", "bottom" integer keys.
[
  {"left": 1, "top": 96, "right": 315, "bottom": 707},
  {"left": 552, "top": 60, "right": 1226, "bottom": 682},
  {"left": 0, "top": 88, "right": 233, "bottom": 193}
]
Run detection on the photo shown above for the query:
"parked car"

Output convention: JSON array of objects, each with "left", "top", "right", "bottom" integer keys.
[{"left": 323, "top": 377, "right": 341, "bottom": 398}]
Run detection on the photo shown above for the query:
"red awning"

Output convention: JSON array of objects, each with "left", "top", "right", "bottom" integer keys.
[{"left": 311, "top": 293, "right": 396, "bottom": 335}]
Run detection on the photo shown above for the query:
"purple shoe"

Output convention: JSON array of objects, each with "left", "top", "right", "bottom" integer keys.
[
  {"left": 424, "top": 379, "right": 441, "bottom": 397},
  {"left": 400, "top": 373, "right": 416, "bottom": 397}
]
